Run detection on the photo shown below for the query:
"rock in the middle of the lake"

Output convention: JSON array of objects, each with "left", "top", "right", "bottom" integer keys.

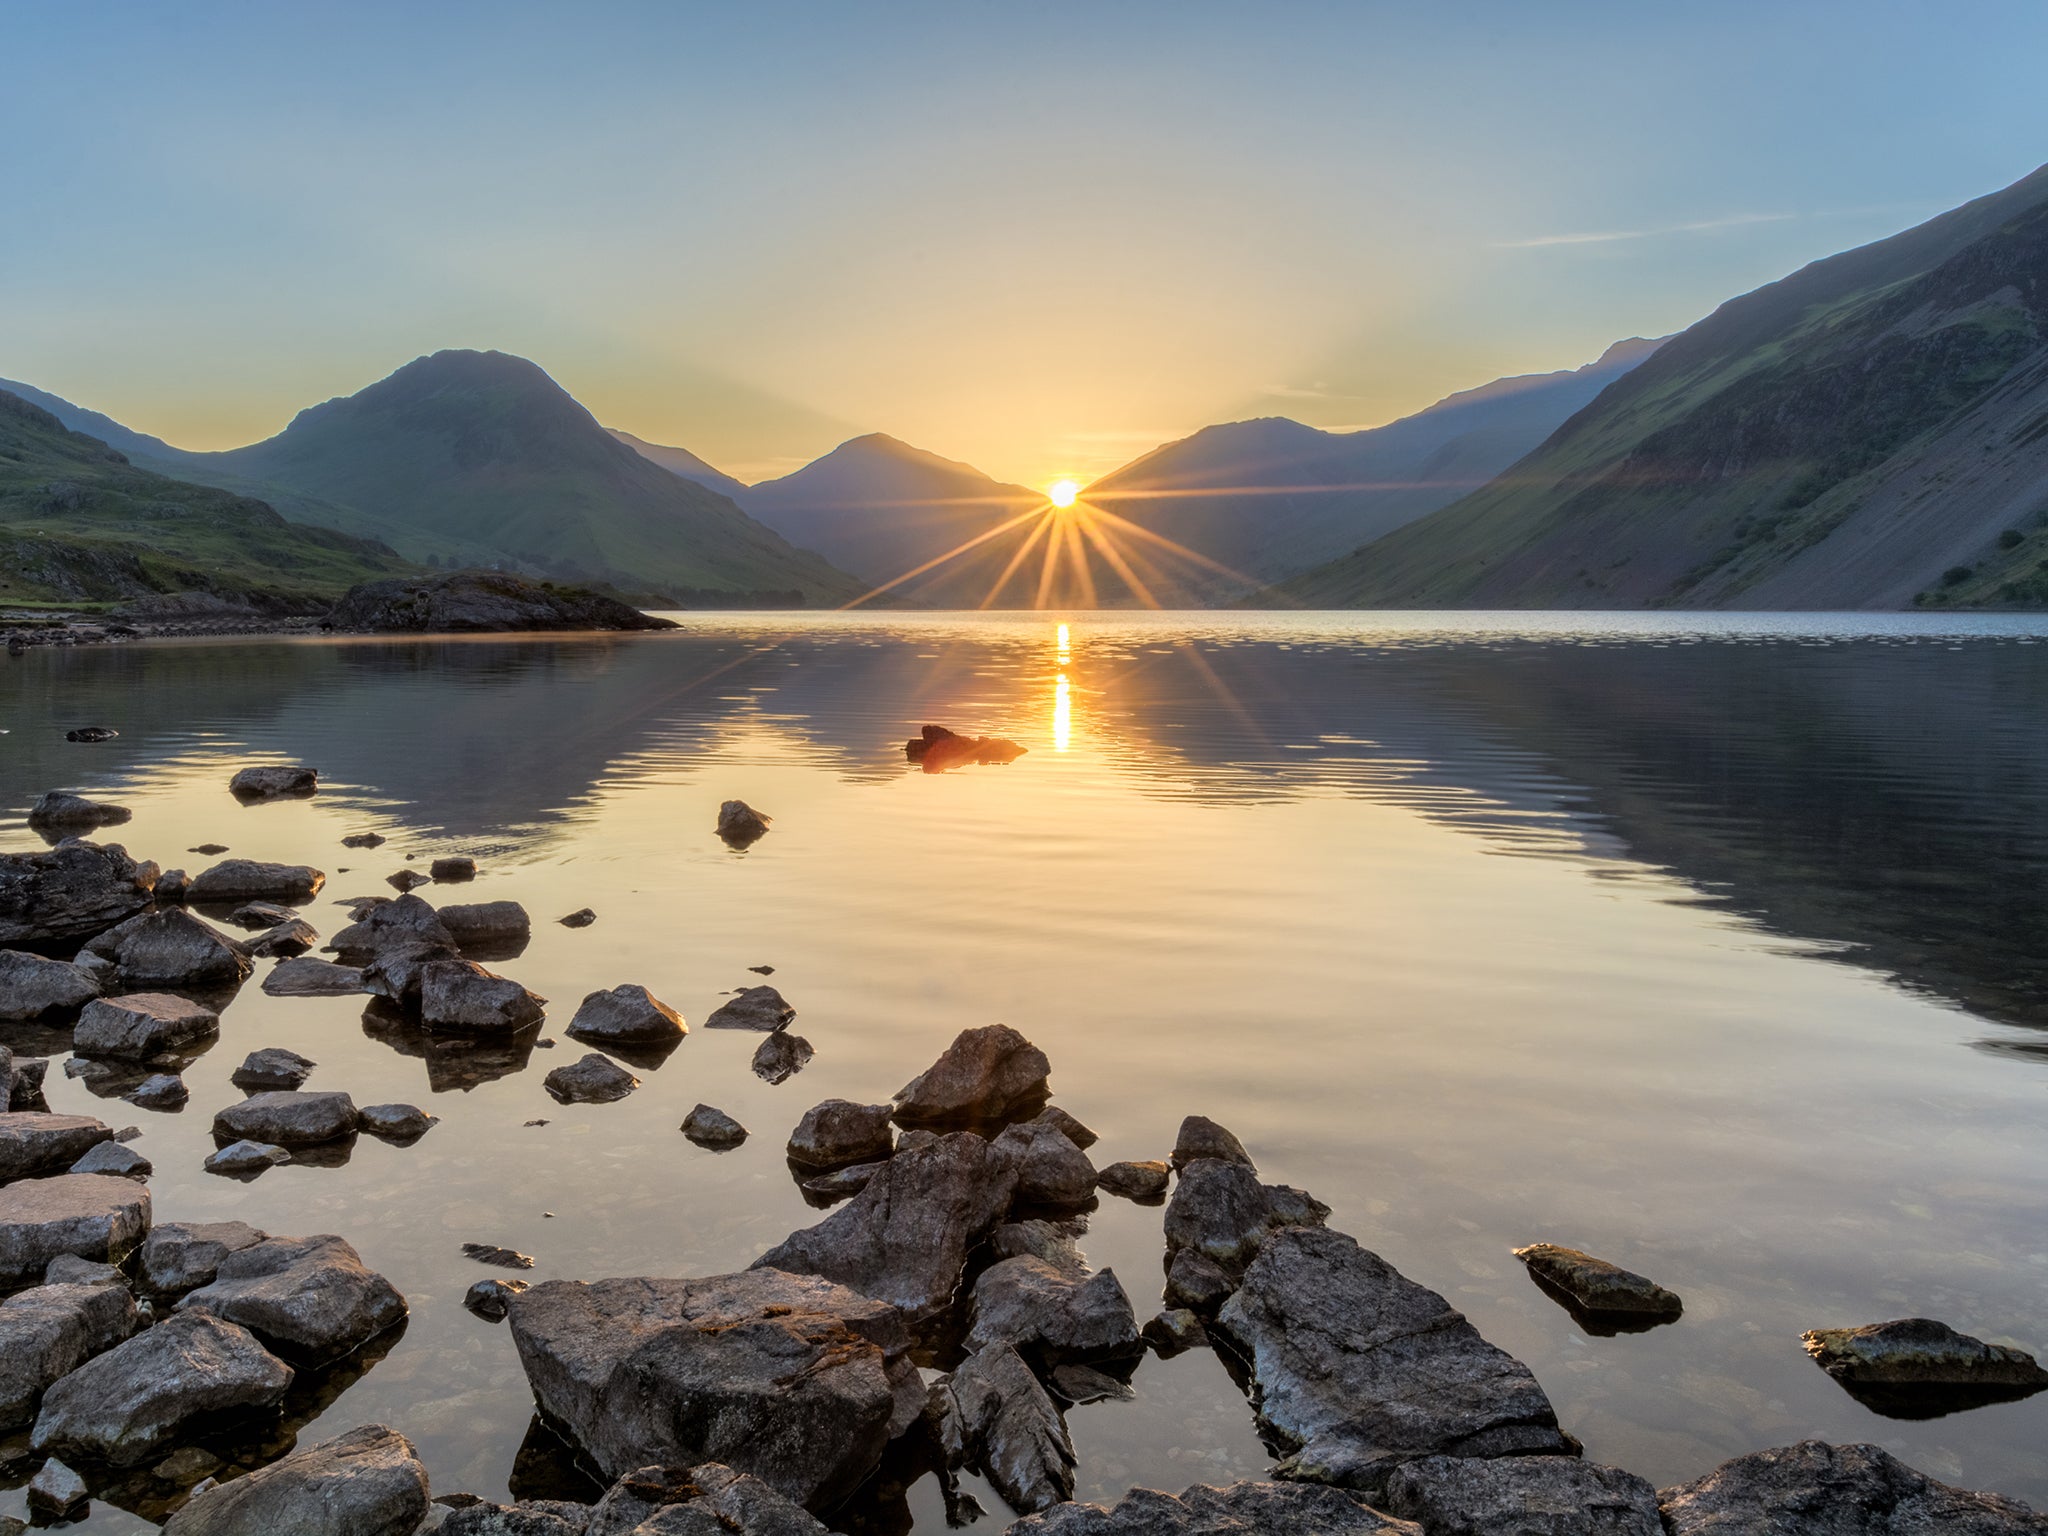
[
  {"left": 506, "top": 1267, "right": 923, "bottom": 1509},
  {"left": 212, "top": 1091, "right": 361, "bottom": 1147}
]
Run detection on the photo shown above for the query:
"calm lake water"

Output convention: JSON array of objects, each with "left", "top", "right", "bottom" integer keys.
[{"left": 5, "top": 611, "right": 2048, "bottom": 1529}]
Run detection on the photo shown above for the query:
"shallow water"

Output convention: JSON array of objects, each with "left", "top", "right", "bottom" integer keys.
[{"left": 4, "top": 610, "right": 2048, "bottom": 1529}]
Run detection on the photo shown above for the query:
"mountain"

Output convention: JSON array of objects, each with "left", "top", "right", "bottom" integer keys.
[
  {"left": 607, "top": 428, "right": 751, "bottom": 500},
  {"left": 0, "top": 388, "right": 412, "bottom": 609},
  {"left": 1081, "top": 338, "right": 1666, "bottom": 595},
  {"left": 156, "top": 351, "right": 864, "bottom": 605},
  {"left": 1282, "top": 163, "right": 2048, "bottom": 610},
  {"left": 741, "top": 433, "right": 1042, "bottom": 592}
]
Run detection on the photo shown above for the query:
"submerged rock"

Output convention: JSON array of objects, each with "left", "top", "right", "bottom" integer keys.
[
  {"left": 140, "top": 1220, "right": 267, "bottom": 1294},
  {"left": 949, "top": 1342, "right": 1075, "bottom": 1515},
  {"left": 229, "top": 764, "right": 319, "bottom": 798},
  {"left": 1514, "top": 1243, "right": 1682, "bottom": 1321},
  {"left": 1097, "top": 1159, "right": 1171, "bottom": 1202},
  {"left": 0, "top": 1173, "right": 152, "bottom": 1284},
  {"left": 462, "top": 1243, "right": 535, "bottom": 1270},
  {"left": 717, "top": 799, "right": 772, "bottom": 845},
  {"left": 230, "top": 901, "right": 298, "bottom": 930},
  {"left": 327, "top": 893, "right": 456, "bottom": 957},
  {"left": 161, "top": 1422, "right": 430, "bottom": 1536},
  {"left": 0, "top": 950, "right": 100, "bottom": 1019},
  {"left": 754, "top": 1131, "right": 1019, "bottom": 1321},
  {"left": 544, "top": 1052, "right": 640, "bottom": 1104},
  {"left": 1658, "top": 1440, "right": 2047, "bottom": 1534},
  {"left": 1213, "top": 1225, "right": 1572, "bottom": 1492},
  {"left": 706, "top": 984, "right": 795, "bottom": 1031},
  {"left": 130, "top": 1072, "right": 190, "bottom": 1110},
  {"left": 79, "top": 908, "right": 252, "bottom": 987},
  {"left": 31, "top": 1310, "right": 293, "bottom": 1466},
  {"left": 422, "top": 959, "right": 547, "bottom": 1033},
  {"left": 359, "top": 1103, "right": 437, "bottom": 1141},
  {"left": 0, "top": 1113, "right": 113, "bottom": 1183},
  {"left": 0, "top": 839, "right": 158, "bottom": 944},
  {"left": 507, "top": 1268, "right": 920, "bottom": 1507},
  {"left": 214, "top": 1090, "right": 360, "bottom": 1147},
  {"left": 1009, "top": 1480, "right": 1415, "bottom": 1534},
  {"left": 204, "top": 1140, "right": 292, "bottom": 1177},
  {"left": 681, "top": 1104, "right": 747, "bottom": 1148},
  {"left": 387, "top": 869, "right": 432, "bottom": 893},
  {"left": 966, "top": 1255, "right": 1142, "bottom": 1367},
  {"left": 69, "top": 1140, "right": 150, "bottom": 1179},
  {"left": 231, "top": 1047, "right": 317, "bottom": 1091},
  {"left": 180, "top": 1232, "right": 406, "bottom": 1366},
  {"left": 188, "top": 859, "right": 327, "bottom": 904},
  {"left": 342, "top": 832, "right": 387, "bottom": 849},
  {"left": 262, "top": 956, "right": 366, "bottom": 996},
  {"left": 27, "top": 791, "right": 132, "bottom": 830},
  {"left": 567, "top": 984, "right": 686, "bottom": 1047},
  {"left": 0, "top": 1274, "right": 138, "bottom": 1431},
  {"left": 752, "top": 1031, "right": 814, "bottom": 1084},
  {"left": 464, "top": 1277, "right": 529, "bottom": 1321},
  {"left": 1171, "top": 1115, "right": 1255, "bottom": 1172},
  {"left": 559, "top": 908, "right": 596, "bottom": 928},
  {"left": 1381, "top": 1454, "right": 1661, "bottom": 1536},
  {"left": 894, "top": 1024, "right": 1053, "bottom": 1127},
  {"left": 785, "top": 1099, "right": 896, "bottom": 1170},
  {"left": 1802, "top": 1317, "right": 2048, "bottom": 1410},
  {"left": 73, "top": 991, "right": 220, "bottom": 1059},
  {"left": 431, "top": 856, "right": 477, "bottom": 882}
]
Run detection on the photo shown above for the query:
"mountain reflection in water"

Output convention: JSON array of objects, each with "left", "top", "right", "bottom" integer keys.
[{"left": 5, "top": 612, "right": 2048, "bottom": 1525}]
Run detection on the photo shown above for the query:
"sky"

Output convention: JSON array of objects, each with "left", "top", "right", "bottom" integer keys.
[{"left": 4, "top": 1, "right": 2047, "bottom": 488}]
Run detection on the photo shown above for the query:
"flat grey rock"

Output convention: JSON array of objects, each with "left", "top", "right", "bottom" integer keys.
[
  {"left": 0, "top": 1275, "right": 137, "bottom": 1431},
  {"left": 0, "top": 950, "right": 99, "bottom": 1020},
  {"left": 705, "top": 984, "right": 794, "bottom": 1031},
  {"left": 79, "top": 908, "right": 251, "bottom": 987},
  {"left": 1802, "top": 1317, "right": 2048, "bottom": 1388},
  {"left": 69, "top": 1140, "right": 150, "bottom": 1179},
  {"left": 141, "top": 1219, "right": 267, "bottom": 1293},
  {"left": 179, "top": 1232, "right": 407, "bottom": 1366},
  {"left": 162, "top": 1422, "right": 429, "bottom": 1536},
  {"left": 949, "top": 1341, "right": 1075, "bottom": 1515},
  {"left": 893, "top": 1024, "right": 1052, "bottom": 1126},
  {"left": 0, "top": 1112, "right": 112, "bottom": 1182},
  {"left": 204, "top": 1140, "right": 291, "bottom": 1177},
  {"left": 262, "top": 956, "right": 365, "bottom": 996},
  {"left": 568, "top": 984, "right": 686, "bottom": 1046},
  {"left": 0, "top": 1172, "right": 152, "bottom": 1284},
  {"left": 1381, "top": 1454, "right": 1661, "bottom": 1535},
  {"left": 1142, "top": 1308, "right": 1206, "bottom": 1356},
  {"left": 213, "top": 1090, "right": 360, "bottom": 1146},
  {"left": 230, "top": 901, "right": 298, "bottom": 930},
  {"left": 1009, "top": 1479, "right": 1418, "bottom": 1534},
  {"left": 73, "top": 991, "right": 219, "bottom": 1059},
  {"left": 0, "top": 840, "right": 158, "bottom": 944},
  {"left": 1514, "top": 1243, "right": 1682, "bottom": 1320},
  {"left": 188, "top": 859, "right": 326, "bottom": 904},
  {"left": 1658, "top": 1440, "right": 2048, "bottom": 1534},
  {"left": 785, "top": 1098, "right": 895, "bottom": 1169},
  {"left": 585, "top": 1460, "right": 829, "bottom": 1536},
  {"left": 27, "top": 791, "right": 131, "bottom": 829}
]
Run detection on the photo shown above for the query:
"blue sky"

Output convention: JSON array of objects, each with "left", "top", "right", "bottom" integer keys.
[{"left": 4, "top": 1, "right": 2044, "bottom": 484}]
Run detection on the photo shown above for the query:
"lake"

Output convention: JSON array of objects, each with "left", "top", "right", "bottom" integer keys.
[{"left": 5, "top": 610, "right": 2048, "bottom": 1530}]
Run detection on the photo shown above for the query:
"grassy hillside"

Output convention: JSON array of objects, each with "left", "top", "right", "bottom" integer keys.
[
  {"left": 1283, "top": 163, "right": 2048, "bottom": 609},
  {"left": 0, "top": 388, "right": 413, "bottom": 610}
]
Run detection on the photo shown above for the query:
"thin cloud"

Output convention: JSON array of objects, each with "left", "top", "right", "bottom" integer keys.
[{"left": 1498, "top": 211, "right": 1799, "bottom": 249}]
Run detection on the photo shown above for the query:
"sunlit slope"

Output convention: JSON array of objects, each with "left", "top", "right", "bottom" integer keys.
[
  {"left": 181, "top": 350, "right": 865, "bottom": 604},
  {"left": 1283, "top": 162, "right": 2048, "bottom": 609},
  {"left": 0, "top": 388, "right": 412, "bottom": 609}
]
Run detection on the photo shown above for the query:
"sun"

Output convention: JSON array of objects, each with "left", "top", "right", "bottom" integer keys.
[{"left": 1047, "top": 478, "right": 1080, "bottom": 509}]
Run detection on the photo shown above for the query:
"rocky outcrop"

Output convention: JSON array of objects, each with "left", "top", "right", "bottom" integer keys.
[
  {"left": 261, "top": 956, "right": 365, "bottom": 996},
  {"left": 507, "top": 1268, "right": 920, "bottom": 1508},
  {"left": 1657, "top": 1441, "right": 2048, "bottom": 1533},
  {"left": 212, "top": 1090, "right": 361, "bottom": 1147},
  {"left": 1212, "top": 1226, "right": 1573, "bottom": 1492},
  {"left": 893, "top": 1024, "right": 1053, "bottom": 1126},
  {"left": 0, "top": 1113, "right": 112, "bottom": 1183},
  {"left": 161, "top": 1422, "right": 430, "bottom": 1536},
  {"left": 948, "top": 1342, "right": 1076, "bottom": 1514},
  {"left": 681, "top": 1104, "right": 748, "bottom": 1148},
  {"left": 180, "top": 1233, "right": 407, "bottom": 1365},
  {"left": 1380, "top": 1454, "right": 1661, "bottom": 1535},
  {"left": 0, "top": 840, "right": 157, "bottom": 944},
  {"left": 26, "top": 791, "right": 132, "bottom": 830},
  {"left": 752, "top": 1031, "right": 813, "bottom": 1083},
  {"left": 785, "top": 1099, "right": 896, "bottom": 1169},
  {"left": 30, "top": 1311, "right": 292, "bottom": 1466},
  {"left": 706, "top": 984, "right": 794, "bottom": 1030},
  {"left": 79, "top": 908, "right": 252, "bottom": 987},
  {"left": 0, "top": 1173, "right": 152, "bottom": 1284},
  {"left": 1009, "top": 1480, "right": 1418, "bottom": 1534},
  {"left": 230, "top": 765, "right": 318, "bottom": 798},
  {"left": 1513, "top": 1244, "right": 1682, "bottom": 1322},
  {"left": 567, "top": 984, "right": 686, "bottom": 1047},
  {"left": 965, "top": 1255, "right": 1142, "bottom": 1367},
  {"left": 231, "top": 1047, "right": 317, "bottom": 1091},
  {"left": 753, "top": 1131, "right": 1019, "bottom": 1321},
  {"left": 188, "top": 859, "right": 327, "bottom": 904},
  {"left": 544, "top": 1053, "right": 640, "bottom": 1104},
  {"left": 1163, "top": 1159, "right": 1326, "bottom": 1277},
  {"left": 0, "top": 1274, "right": 137, "bottom": 1431},
  {"left": 73, "top": 991, "right": 220, "bottom": 1058},
  {"left": 140, "top": 1220, "right": 267, "bottom": 1294},
  {"left": 422, "top": 959, "right": 547, "bottom": 1032},
  {"left": 0, "top": 950, "right": 99, "bottom": 1019},
  {"left": 325, "top": 572, "right": 678, "bottom": 634}
]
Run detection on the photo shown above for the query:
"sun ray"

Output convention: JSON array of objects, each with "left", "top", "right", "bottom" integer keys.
[
  {"left": 1032, "top": 512, "right": 1065, "bottom": 610},
  {"left": 1076, "top": 499, "right": 1262, "bottom": 588},
  {"left": 1060, "top": 511, "right": 1100, "bottom": 610},
  {"left": 839, "top": 503, "right": 1050, "bottom": 610},
  {"left": 979, "top": 509, "right": 1057, "bottom": 609},
  {"left": 1072, "top": 505, "right": 1164, "bottom": 609}
]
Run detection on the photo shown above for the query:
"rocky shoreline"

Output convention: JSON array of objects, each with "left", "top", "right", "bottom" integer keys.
[{"left": 2, "top": 771, "right": 2046, "bottom": 1532}]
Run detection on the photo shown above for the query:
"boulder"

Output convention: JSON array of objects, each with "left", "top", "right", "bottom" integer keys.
[
  {"left": 0, "top": 1173, "right": 152, "bottom": 1284},
  {"left": 1031, "top": 1105, "right": 1098, "bottom": 1149},
  {"left": 247, "top": 918, "right": 320, "bottom": 959},
  {"left": 786, "top": 1099, "right": 896, "bottom": 1169},
  {"left": 422, "top": 959, "right": 546, "bottom": 1032},
  {"left": 0, "top": 1275, "right": 138, "bottom": 1430},
  {"left": 1171, "top": 1115, "right": 1255, "bottom": 1172},
  {"left": 559, "top": 908, "right": 597, "bottom": 928},
  {"left": 326, "top": 893, "right": 456, "bottom": 957},
  {"left": 7, "top": 1049, "right": 49, "bottom": 1109},
  {"left": 992, "top": 1219, "right": 1089, "bottom": 1274},
  {"left": 0, "top": 839, "right": 158, "bottom": 944},
  {"left": 1164, "top": 1249, "right": 1237, "bottom": 1313},
  {"left": 585, "top": 1461, "right": 829, "bottom": 1536},
  {"left": 1008, "top": 1480, "right": 1416, "bottom": 1534},
  {"left": 73, "top": 991, "right": 220, "bottom": 1059},
  {"left": 229, "top": 764, "right": 318, "bottom": 798},
  {"left": 188, "top": 860, "right": 327, "bottom": 904},
  {"left": 545, "top": 1053, "right": 640, "bottom": 1104},
  {"left": 995, "top": 1118, "right": 1097, "bottom": 1206},
  {"left": 706, "top": 984, "right": 795, "bottom": 1031},
  {"left": 1380, "top": 1455, "right": 1661, "bottom": 1535},
  {"left": 894, "top": 1024, "right": 1053, "bottom": 1126},
  {"left": 0, "top": 950, "right": 99, "bottom": 1019},
  {"left": 1097, "top": 1160, "right": 1171, "bottom": 1202},
  {"left": 30, "top": 1311, "right": 293, "bottom": 1466},
  {"left": 754, "top": 1131, "right": 1019, "bottom": 1321},
  {"left": 1513, "top": 1244, "right": 1682, "bottom": 1320},
  {"left": 342, "top": 832, "right": 387, "bottom": 849},
  {"left": 179, "top": 1232, "right": 407, "bottom": 1365},
  {"left": 430, "top": 857, "right": 477, "bottom": 882},
  {"left": 1164, "top": 1159, "right": 1326, "bottom": 1276},
  {"left": 232, "top": 1047, "right": 318, "bottom": 1091},
  {"left": 752, "top": 1031, "right": 813, "bottom": 1084},
  {"left": 464, "top": 1278, "right": 529, "bottom": 1321},
  {"left": 79, "top": 908, "right": 251, "bottom": 987},
  {"left": 140, "top": 1220, "right": 267, "bottom": 1294},
  {"left": 0, "top": 1113, "right": 112, "bottom": 1183},
  {"left": 360, "top": 1103, "right": 438, "bottom": 1141},
  {"left": 26, "top": 1458, "right": 90, "bottom": 1520},
  {"left": 1801, "top": 1317, "right": 2048, "bottom": 1412},
  {"left": 130, "top": 1072, "right": 189, "bottom": 1109},
  {"left": 965, "top": 1255, "right": 1142, "bottom": 1366},
  {"left": 362, "top": 938, "right": 464, "bottom": 1005},
  {"left": 717, "top": 800, "right": 772, "bottom": 845},
  {"left": 1212, "top": 1226, "right": 1573, "bottom": 1492},
  {"left": 567, "top": 984, "right": 686, "bottom": 1047},
  {"left": 262, "top": 956, "right": 366, "bottom": 996},
  {"left": 1658, "top": 1441, "right": 2048, "bottom": 1534},
  {"left": 507, "top": 1268, "right": 921, "bottom": 1508},
  {"left": 326, "top": 571, "right": 679, "bottom": 634},
  {"left": 69, "top": 1141, "right": 150, "bottom": 1179},
  {"left": 681, "top": 1104, "right": 747, "bottom": 1148},
  {"left": 1141, "top": 1308, "right": 1206, "bottom": 1356},
  {"left": 205, "top": 1140, "right": 292, "bottom": 1177},
  {"left": 162, "top": 1422, "right": 430, "bottom": 1536},
  {"left": 27, "top": 791, "right": 132, "bottom": 830},
  {"left": 949, "top": 1342, "right": 1075, "bottom": 1515},
  {"left": 212, "top": 1090, "right": 361, "bottom": 1146},
  {"left": 156, "top": 867, "right": 191, "bottom": 902},
  {"left": 438, "top": 901, "right": 532, "bottom": 946}
]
